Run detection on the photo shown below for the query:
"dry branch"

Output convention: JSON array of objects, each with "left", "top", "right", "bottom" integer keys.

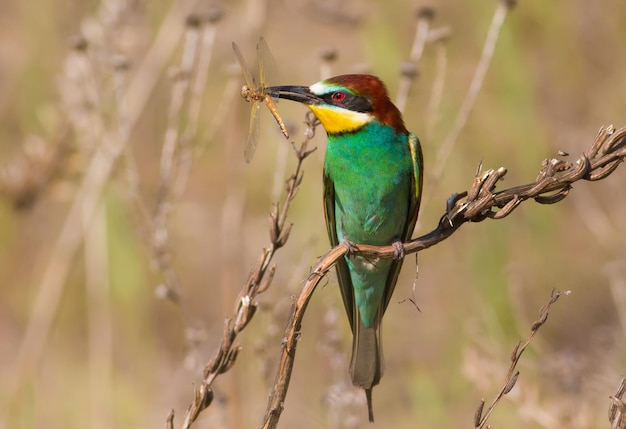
[
  {"left": 260, "top": 124, "right": 626, "bottom": 428},
  {"left": 610, "top": 378, "right": 626, "bottom": 429},
  {"left": 473, "top": 289, "right": 570, "bottom": 428},
  {"left": 174, "top": 113, "right": 319, "bottom": 429}
]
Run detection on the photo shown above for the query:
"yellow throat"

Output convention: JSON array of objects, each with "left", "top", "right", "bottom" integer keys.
[{"left": 308, "top": 104, "right": 372, "bottom": 134}]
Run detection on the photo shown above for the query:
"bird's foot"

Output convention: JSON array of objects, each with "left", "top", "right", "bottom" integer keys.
[
  {"left": 340, "top": 237, "right": 359, "bottom": 257},
  {"left": 392, "top": 239, "right": 405, "bottom": 260}
]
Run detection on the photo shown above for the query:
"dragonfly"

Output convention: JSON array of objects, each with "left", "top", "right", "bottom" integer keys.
[{"left": 232, "top": 37, "right": 289, "bottom": 163}]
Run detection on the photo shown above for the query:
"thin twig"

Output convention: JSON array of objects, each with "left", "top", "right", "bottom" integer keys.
[
  {"left": 395, "top": 6, "right": 435, "bottom": 113},
  {"left": 83, "top": 202, "right": 114, "bottom": 429},
  {"left": 425, "top": 28, "right": 451, "bottom": 140},
  {"left": 147, "top": 12, "right": 221, "bottom": 326},
  {"left": 5, "top": 0, "right": 196, "bottom": 410},
  {"left": 473, "top": 289, "right": 570, "bottom": 428},
  {"left": 426, "top": 0, "right": 515, "bottom": 206},
  {"left": 609, "top": 378, "right": 626, "bottom": 429},
  {"left": 176, "top": 114, "right": 319, "bottom": 429},
  {"left": 173, "top": 14, "right": 221, "bottom": 199}
]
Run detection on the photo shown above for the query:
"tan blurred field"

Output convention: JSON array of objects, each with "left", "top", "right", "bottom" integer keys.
[{"left": 1, "top": 0, "right": 625, "bottom": 428}]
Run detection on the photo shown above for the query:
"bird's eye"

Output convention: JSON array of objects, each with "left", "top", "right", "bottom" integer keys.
[{"left": 332, "top": 92, "right": 346, "bottom": 102}]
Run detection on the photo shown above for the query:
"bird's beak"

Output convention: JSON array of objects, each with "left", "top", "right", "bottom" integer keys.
[{"left": 268, "top": 85, "right": 322, "bottom": 106}]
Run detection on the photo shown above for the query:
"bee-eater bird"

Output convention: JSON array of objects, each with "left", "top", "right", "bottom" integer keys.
[{"left": 271, "top": 75, "right": 423, "bottom": 422}]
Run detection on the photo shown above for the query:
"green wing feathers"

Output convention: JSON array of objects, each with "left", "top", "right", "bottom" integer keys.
[
  {"left": 323, "top": 172, "right": 356, "bottom": 332},
  {"left": 381, "top": 133, "right": 422, "bottom": 313}
]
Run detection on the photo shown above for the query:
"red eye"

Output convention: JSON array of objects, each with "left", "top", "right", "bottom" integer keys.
[{"left": 332, "top": 92, "right": 346, "bottom": 102}]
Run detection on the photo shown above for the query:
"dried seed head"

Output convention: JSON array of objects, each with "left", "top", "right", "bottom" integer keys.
[
  {"left": 319, "top": 47, "right": 338, "bottom": 63},
  {"left": 221, "top": 346, "right": 241, "bottom": 373},
  {"left": 415, "top": 6, "right": 436, "bottom": 21},
  {"left": 186, "top": 13, "right": 202, "bottom": 28},
  {"left": 198, "top": 385, "right": 214, "bottom": 410},
  {"left": 276, "top": 223, "right": 293, "bottom": 248},
  {"left": 474, "top": 399, "right": 485, "bottom": 427},
  {"left": 400, "top": 61, "right": 420, "bottom": 79},
  {"left": 203, "top": 348, "right": 225, "bottom": 377},
  {"left": 502, "top": 371, "right": 519, "bottom": 394},
  {"left": 69, "top": 34, "right": 88, "bottom": 51},
  {"left": 501, "top": 0, "right": 517, "bottom": 10}
]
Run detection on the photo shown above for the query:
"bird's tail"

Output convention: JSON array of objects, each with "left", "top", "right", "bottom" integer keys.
[{"left": 350, "top": 317, "right": 383, "bottom": 422}]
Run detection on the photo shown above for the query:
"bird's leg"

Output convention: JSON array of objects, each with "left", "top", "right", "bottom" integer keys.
[
  {"left": 391, "top": 239, "right": 405, "bottom": 260},
  {"left": 340, "top": 237, "right": 359, "bottom": 257}
]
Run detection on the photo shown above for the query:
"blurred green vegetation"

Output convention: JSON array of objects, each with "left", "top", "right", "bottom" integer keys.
[{"left": 1, "top": 0, "right": 625, "bottom": 428}]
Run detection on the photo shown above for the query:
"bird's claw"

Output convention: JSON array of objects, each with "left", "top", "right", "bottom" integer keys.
[
  {"left": 392, "top": 240, "right": 405, "bottom": 260},
  {"left": 340, "top": 237, "right": 359, "bottom": 256}
]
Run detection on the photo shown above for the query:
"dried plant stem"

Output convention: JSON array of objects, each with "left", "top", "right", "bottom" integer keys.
[
  {"left": 173, "top": 20, "right": 219, "bottom": 198},
  {"left": 606, "top": 264, "right": 626, "bottom": 338},
  {"left": 260, "top": 124, "right": 625, "bottom": 429},
  {"left": 609, "top": 378, "right": 626, "bottom": 429},
  {"left": 128, "top": 15, "right": 220, "bottom": 354},
  {"left": 198, "top": 71, "right": 240, "bottom": 152},
  {"left": 425, "top": 32, "right": 449, "bottom": 140},
  {"left": 395, "top": 7, "right": 433, "bottom": 113},
  {"left": 473, "top": 289, "right": 570, "bottom": 428},
  {"left": 426, "top": 0, "right": 513, "bottom": 202},
  {"left": 261, "top": 244, "right": 346, "bottom": 429},
  {"left": 6, "top": 0, "right": 194, "bottom": 409},
  {"left": 7, "top": 132, "right": 121, "bottom": 406},
  {"left": 175, "top": 115, "right": 319, "bottom": 429},
  {"left": 149, "top": 15, "right": 208, "bottom": 315},
  {"left": 83, "top": 203, "right": 114, "bottom": 429},
  {"left": 271, "top": 140, "right": 290, "bottom": 201},
  {"left": 156, "top": 20, "right": 199, "bottom": 206}
]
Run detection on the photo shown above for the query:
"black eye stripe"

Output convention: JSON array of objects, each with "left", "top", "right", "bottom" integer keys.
[{"left": 321, "top": 92, "right": 373, "bottom": 113}]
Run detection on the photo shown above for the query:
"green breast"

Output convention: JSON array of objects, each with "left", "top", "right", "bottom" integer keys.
[{"left": 324, "top": 122, "right": 412, "bottom": 245}]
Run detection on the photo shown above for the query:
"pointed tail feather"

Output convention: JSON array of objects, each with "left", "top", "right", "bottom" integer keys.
[
  {"left": 350, "top": 318, "right": 383, "bottom": 422},
  {"left": 365, "top": 388, "right": 374, "bottom": 422}
]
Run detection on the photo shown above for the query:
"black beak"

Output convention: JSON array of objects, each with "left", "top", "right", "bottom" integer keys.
[{"left": 268, "top": 85, "right": 322, "bottom": 105}]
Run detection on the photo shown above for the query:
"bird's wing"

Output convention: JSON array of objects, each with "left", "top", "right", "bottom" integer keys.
[
  {"left": 323, "top": 169, "right": 356, "bottom": 332},
  {"left": 381, "top": 133, "right": 423, "bottom": 313},
  {"left": 406, "top": 133, "right": 424, "bottom": 241}
]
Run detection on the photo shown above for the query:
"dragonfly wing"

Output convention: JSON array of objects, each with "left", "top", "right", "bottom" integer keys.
[
  {"left": 257, "top": 38, "right": 288, "bottom": 139},
  {"left": 257, "top": 37, "right": 277, "bottom": 93},
  {"left": 244, "top": 102, "right": 261, "bottom": 163},
  {"left": 232, "top": 42, "right": 254, "bottom": 88}
]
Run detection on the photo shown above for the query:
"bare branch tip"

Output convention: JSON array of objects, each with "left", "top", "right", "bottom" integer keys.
[
  {"left": 166, "top": 409, "right": 175, "bottom": 429},
  {"left": 474, "top": 399, "right": 485, "bottom": 427}
]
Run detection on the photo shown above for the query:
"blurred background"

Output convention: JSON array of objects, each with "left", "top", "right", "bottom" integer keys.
[{"left": 1, "top": 0, "right": 625, "bottom": 428}]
